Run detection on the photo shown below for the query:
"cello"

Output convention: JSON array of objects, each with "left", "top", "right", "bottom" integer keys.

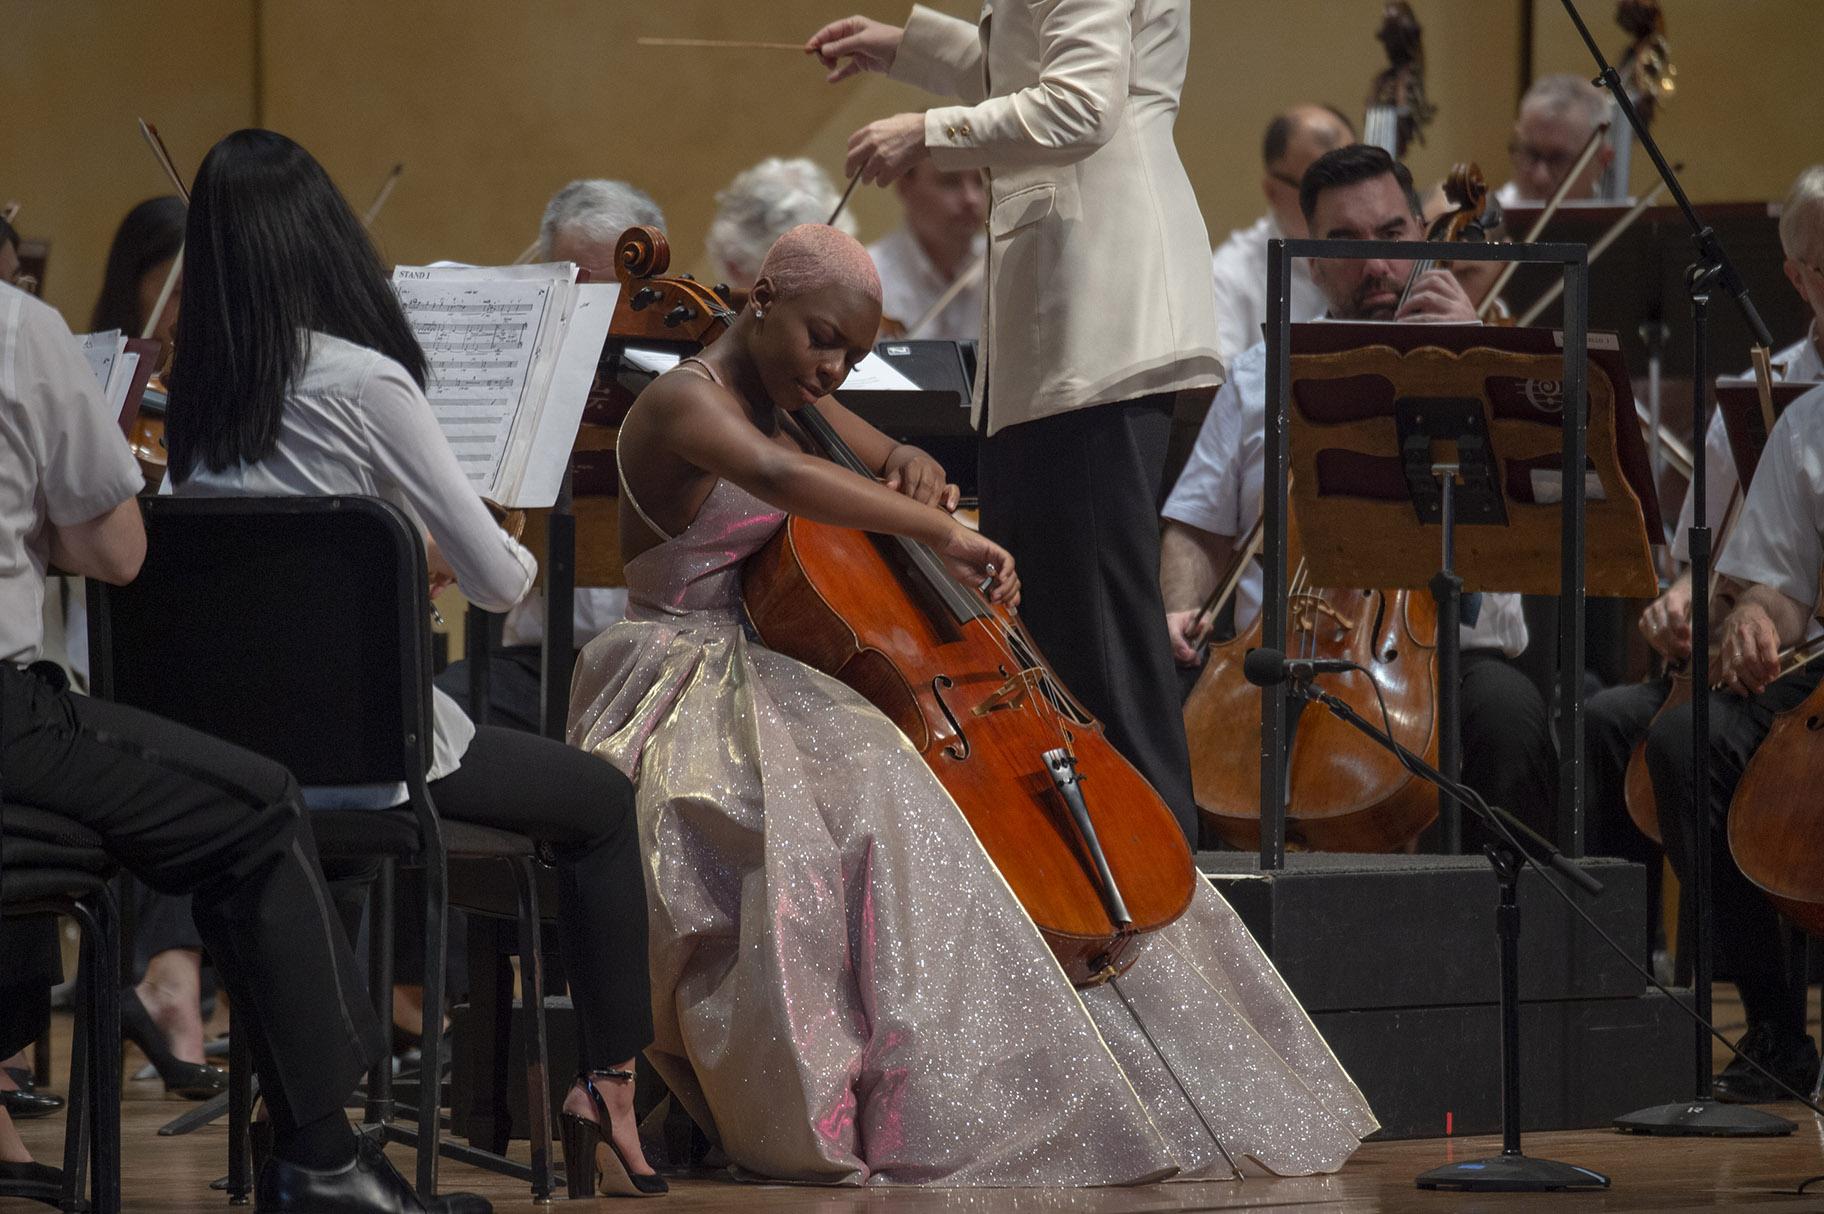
[
  {"left": 1727, "top": 632, "right": 1824, "bottom": 938},
  {"left": 1182, "top": 165, "right": 1491, "bottom": 852},
  {"left": 609, "top": 228, "right": 1196, "bottom": 986}
]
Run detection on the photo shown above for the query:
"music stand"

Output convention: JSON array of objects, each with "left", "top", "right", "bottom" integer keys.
[
  {"left": 1714, "top": 378, "right": 1818, "bottom": 493},
  {"left": 1269, "top": 238, "right": 1621, "bottom": 1192},
  {"left": 1283, "top": 320, "right": 1662, "bottom": 854}
]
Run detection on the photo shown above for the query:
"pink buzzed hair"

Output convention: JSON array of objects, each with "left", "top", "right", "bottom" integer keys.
[{"left": 756, "top": 223, "right": 882, "bottom": 304}]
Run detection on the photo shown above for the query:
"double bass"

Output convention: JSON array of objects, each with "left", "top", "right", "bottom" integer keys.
[
  {"left": 610, "top": 228, "right": 1196, "bottom": 986},
  {"left": 1182, "top": 165, "right": 1491, "bottom": 853}
]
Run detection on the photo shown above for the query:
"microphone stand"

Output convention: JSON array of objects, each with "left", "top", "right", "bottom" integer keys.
[
  {"left": 1281, "top": 674, "right": 1609, "bottom": 1192},
  {"left": 1556, "top": 0, "right": 1794, "bottom": 1139}
]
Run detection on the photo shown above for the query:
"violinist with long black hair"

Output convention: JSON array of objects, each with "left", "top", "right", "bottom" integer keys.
[{"left": 164, "top": 129, "right": 662, "bottom": 1199}]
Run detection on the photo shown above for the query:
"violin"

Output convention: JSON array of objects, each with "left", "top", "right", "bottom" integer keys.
[
  {"left": 1395, "top": 163, "right": 1488, "bottom": 314},
  {"left": 1363, "top": 2, "right": 1436, "bottom": 162},
  {"left": 607, "top": 228, "right": 1195, "bottom": 985}
]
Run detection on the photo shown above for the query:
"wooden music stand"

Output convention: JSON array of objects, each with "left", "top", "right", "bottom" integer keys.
[
  {"left": 1286, "top": 322, "right": 1662, "bottom": 849},
  {"left": 1715, "top": 377, "right": 1821, "bottom": 493}
]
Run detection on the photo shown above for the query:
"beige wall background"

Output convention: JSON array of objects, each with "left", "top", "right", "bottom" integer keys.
[{"left": 5, "top": 0, "right": 1820, "bottom": 328}]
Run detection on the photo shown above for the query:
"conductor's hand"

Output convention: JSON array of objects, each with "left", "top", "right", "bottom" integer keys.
[
  {"left": 846, "top": 113, "right": 929, "bottom": 186},
  {"left": 1639, "top": 575, "right": 1693, "bottom": 663},
  {"left": 884, "top": 443, "right": 960, "bottom": 512},
  {"left": 806, "top": 16, "right": 903, "bottom": 82},
  {"left": 1396, "top": 268, "right": 1478, "bottom": 323},
  {"left": 939, "top": 524, "right": 1019, "bottom": 608},
  {"left": 1166, "top": 609, "right": 1212, "bottom": 667},
  {"left": 1715, "top": 601, "right": 1782, "bottom": 698}
]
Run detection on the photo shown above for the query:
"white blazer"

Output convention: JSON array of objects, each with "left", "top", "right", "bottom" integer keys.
[{"left": 891, "top": 0, "right": 1224, "bottom": 435}]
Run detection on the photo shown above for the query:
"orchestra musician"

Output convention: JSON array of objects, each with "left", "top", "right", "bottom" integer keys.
[
  {"left": 0, "top": 276, "right": 476, "bottom": 1213},
  {"left": 1582, "top": 165, "right": 1824, "bottom": 997},
  {"left": 1209, "top": 105, "right": 1356, "bottom": 365},
  {"left": 865, "top": 160, "right": 986, "bottom": 340},
  {"left": 1496, "top": 73, "right": 1615, "bottom": 208},
  {"left": 90, "top": 195, "right": 185, "bottom": 350},
  {"left": 1161, "top": 145, "right": 1559, "bottom": 842},
  {"left": 433, "top": 177, "right": 666, "bottom": 734},
  {"left": 163, "top": 129, "right": 662, "bottom": 1197},
  {"left": 567, "top": 220, "right": 1373, "bottom": 1185},
  {"left": 704, "top": 157, "right": 857, "bottom": 293},
  {"left": 809, "top": 1, "right": 1224, "bottom": 843},
  {"left": 78, "top": 193, "right": 235, "bottom": 1104},
  {"left": 1643, "top": 380, "right": 1824, "bottom": 1105}
]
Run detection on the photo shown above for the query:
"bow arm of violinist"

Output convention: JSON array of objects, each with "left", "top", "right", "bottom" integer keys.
[
  {"left": 1714, "top": 581, "right": 1812, "bottom": 698},
  {"left": 1159, "top": 520, "right": 1235, "bottom": 666},
  {"left": 619, "top": 370, "right": 1016, "bottom": 606}
]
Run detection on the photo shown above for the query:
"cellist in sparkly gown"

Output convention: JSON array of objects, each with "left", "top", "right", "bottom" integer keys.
[{"left": 568, "top": 225, "right": 1375, "bottom": 1186}]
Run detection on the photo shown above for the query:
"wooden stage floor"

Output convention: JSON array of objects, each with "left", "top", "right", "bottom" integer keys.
[{"left": 9, "top": 992, "right": 1824, "bottom": 1213}]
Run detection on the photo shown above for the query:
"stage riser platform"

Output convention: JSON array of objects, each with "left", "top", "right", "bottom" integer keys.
[{"left": 1200, "top": 852, "right": 1687, "bottom": 1139}]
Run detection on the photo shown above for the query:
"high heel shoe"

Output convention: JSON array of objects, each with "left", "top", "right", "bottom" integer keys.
[
  {"left": 559, "top": 1070, "right": 668, "bottom": 1198},
  {"left": 121, "top": 987, "right": 228, "bottom": 1100}
]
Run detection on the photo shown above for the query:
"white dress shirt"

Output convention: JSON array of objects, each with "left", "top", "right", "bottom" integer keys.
[
  {"left": 175, "top": 332, "right": 537, "bottom": 804},
  {"left": 868, "top": 227, "right": 985, "bottom": 343},
  {"left": 0, "top": 284, "right": 144, "bottom": 667},
  {"left": 1161, "top": 338, "right": 1529, "bottom": 658},
  {"left": 1672, "top": 328, "right": 1823, "bottom": 563},
  {"left": 1717, "top": 381, "right": 1824, "bottom": 619},
  {"left": 503, "top": 587, "right": 627, "bottom": 650},
  {"left": 1209, "top": 213, "right": 1326, "bottom": 365}
]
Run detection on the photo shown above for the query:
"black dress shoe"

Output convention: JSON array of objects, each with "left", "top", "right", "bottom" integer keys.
[
  {"left": 255, "top": 1136, "right": 491, "bottom": 1213},
  {"left": 0, "top": 1159, "right": 63, "bottom": 1208},
  {"left": 0, "top": 1088, "right": 63, "bottom": 1120},
  {"left": 1714, "top": 1024, "right": 1821, "bottom": 1104}
]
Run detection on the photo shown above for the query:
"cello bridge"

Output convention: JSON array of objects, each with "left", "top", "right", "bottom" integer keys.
[
  {"left": 1289, "top": 593, "right": 1357, "bottom": 637},
  {"left": 973, "top": 668, "right": 1041, "bottom": 716}
]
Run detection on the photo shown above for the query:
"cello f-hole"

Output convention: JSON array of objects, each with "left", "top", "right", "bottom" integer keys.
[{"left": 933, "top": 676, "right": 971, "bottom": 760}]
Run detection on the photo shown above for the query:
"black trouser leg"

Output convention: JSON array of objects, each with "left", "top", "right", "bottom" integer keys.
[
  {"left": 1583, "top": 676, "right": 1672, "bottom": 952},
  {"left": 427, "top": 725, "right": 651, "bottom": 1066},
  {"left": 1458, "top": 649, "right": 1559, "bottom": 844},
  {"left": 1, "top": 664, "right": 384, "bottom": 1128},
  {"left": 129, "top": 884, "right": 205, "bottom": 980},
  {"left": 976, "top": 396, "right": 1198, "bottom": 842},
  {"left": 434, "top": 646, "right": 544, "bottom": 736},
  {"left": 1646, "top": 667, "right": 1823, "bottom": 1039}
]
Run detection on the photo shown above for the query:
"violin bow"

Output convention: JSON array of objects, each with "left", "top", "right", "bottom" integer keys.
[
  {"left": 136, "top": 119, "right": 191, "bottom": 343},
  {"left": 904, "top": 257, "right": 983, "bottom": 339},
  {"left": 1516, "top": 172, "right": 1674, "bottom": 327},
  {"left": 1475, "top": 119, "right": 1612, "bottom": 319},
  {"left": 361, "top": 162, "right": 405, "bottom": 230},
  {"left": 637, "top": 36, "right": 805, "bottom": 51},
  {"left": 828, "top": 170, "right": 862, "bottom": 226}
]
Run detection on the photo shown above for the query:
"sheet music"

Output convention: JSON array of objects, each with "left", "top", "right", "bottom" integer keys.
[
  {"left": 840, "top": 352, "right": 920, "bottom": 392},
  {"left": 392, "top": 272, "right": 560, "bottom": 498},
  {"left": 77, "top": 330, "right": 126, "bottom": 393}
]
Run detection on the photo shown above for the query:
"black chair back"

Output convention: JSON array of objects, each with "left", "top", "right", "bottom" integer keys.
[{"left": 88, "top": 496, "right": 433, "bottom": 788}]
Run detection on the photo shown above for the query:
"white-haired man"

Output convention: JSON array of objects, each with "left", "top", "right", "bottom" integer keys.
[
  {"left": 867, "top": 161, "right": 986, "bottom": 340},
  {"left": 706, "top": 158, "right": 857, "bottom": 292},
  {"left": 1496, "top": 73, "right": 1615, "bottom": 207},
  {"left": 1581, "top": 169, "right": 1824, "bottom": 1048},
  {"left": 435, "top": 178, "right": 666, "bottom": 732}
]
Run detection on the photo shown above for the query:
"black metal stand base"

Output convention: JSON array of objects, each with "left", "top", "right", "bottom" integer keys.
[
  {"left": 1615, "top": 1098, "right": 1795, "bottom": 1137},
  {"left": 1417, "top": 1153, "right": 1610, "bottom": 1192}
]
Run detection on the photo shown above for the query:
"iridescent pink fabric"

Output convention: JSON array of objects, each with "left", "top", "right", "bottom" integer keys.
[{"left": 568, "top": 367, "right": 1376, "bottom": 1186}]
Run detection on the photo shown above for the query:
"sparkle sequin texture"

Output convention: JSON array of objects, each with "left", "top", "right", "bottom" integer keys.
[{"left": 569, "top": 464, "right": 1377, "bottom": 1187}]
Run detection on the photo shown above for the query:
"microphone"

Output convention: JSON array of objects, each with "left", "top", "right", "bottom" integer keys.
[{"left": 1242, "top": 647, "right": 1358, "bottom": 687}]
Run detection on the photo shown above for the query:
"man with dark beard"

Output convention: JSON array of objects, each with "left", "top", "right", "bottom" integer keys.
[{"left": 1158, "top": 144, "right": 1558, "bottom": 846}]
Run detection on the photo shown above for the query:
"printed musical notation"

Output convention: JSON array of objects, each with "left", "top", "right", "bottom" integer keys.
[{"left": 393, "top": 276, "right": 557, "bottom": 494}]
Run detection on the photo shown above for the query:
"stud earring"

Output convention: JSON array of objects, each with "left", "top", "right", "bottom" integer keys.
[{"left": 754, "top": 308, "right": 766, "bottom": 320}]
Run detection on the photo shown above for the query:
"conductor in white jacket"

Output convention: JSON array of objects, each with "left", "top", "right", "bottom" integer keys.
[{"left": 810, "top": 1, "right": 1222, "bottom": 843}]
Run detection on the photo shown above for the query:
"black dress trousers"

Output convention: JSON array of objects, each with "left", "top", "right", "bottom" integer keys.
[
  {"left": 1, "top": 663, "right": 385, "bottom": 1128},
  {"left": 977, "top": 395, "right": 1199, "bottom": 842}
]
